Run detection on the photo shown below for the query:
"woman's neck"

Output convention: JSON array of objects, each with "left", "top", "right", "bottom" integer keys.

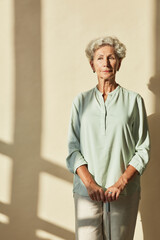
[{"left": 97, "top": 79, "right": 118, "bottom": 96}]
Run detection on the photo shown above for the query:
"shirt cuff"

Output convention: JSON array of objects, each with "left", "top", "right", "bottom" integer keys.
[
  {"left": 128, "top": 160, "right": 144, "bottom": 175},
  {"left": 73, "top": 156, "right": 88, "bottom": 173}
]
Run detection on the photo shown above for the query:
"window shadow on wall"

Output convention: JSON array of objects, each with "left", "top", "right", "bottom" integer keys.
[
  {"left": 140, "top": 0, "right": 160, "bottom": 239},
  {"left": 0, "top": 1, "right": 74, "bottom": 240}
]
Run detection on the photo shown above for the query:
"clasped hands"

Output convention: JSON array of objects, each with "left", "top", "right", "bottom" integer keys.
[{"left": 86, "top": 175, "right": 128, "bottom": 202}]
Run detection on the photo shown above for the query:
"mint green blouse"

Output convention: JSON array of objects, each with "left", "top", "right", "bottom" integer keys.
[{"left": 66, "top": 85, "right": 150, "bottom": 196}]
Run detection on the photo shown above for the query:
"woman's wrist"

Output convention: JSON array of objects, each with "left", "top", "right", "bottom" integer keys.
[
  {"left": 76, "top": 164, "right": 96, "bottom": 188},
  {"left": 115, "top": 165, "right": 138, "bottom": 191},
  {"left": 114, "top": 175, "right": 128, "bottom": 191}
]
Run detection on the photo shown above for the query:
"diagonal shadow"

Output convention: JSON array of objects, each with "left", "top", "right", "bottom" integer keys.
[
  {"left": 140, "top": 0, "right": 160, "bottom": 239},
  {"left": 38, "top": 218, "right": 74, "bottom": 240},
  {"left": 40, "top": 159, "right": 73, "bottom": 184},
  {"left": 0, "top": 1, "right": 74, "bottom": 240}
]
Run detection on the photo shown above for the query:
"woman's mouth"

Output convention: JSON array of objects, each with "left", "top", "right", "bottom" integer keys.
[{"left": 103, "top": 70, "right": 112, "bottom": 72}]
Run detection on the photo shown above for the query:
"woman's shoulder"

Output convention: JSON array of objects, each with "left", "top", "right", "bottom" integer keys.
[
  {"left": 120, "top": 86, "right": 142, "bottom": 100},
  {"left": 72, "top": 87, "right": 95, "bottom": 105}
]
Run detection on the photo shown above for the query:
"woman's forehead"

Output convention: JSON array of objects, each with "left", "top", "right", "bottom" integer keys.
[{"left": 95, "top": 45, "right": 115, "bottom": 55}]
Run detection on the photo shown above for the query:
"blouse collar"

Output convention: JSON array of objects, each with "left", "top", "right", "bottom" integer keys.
[{"left": 95, "top": 84, "right": 121, "bottom": 98}]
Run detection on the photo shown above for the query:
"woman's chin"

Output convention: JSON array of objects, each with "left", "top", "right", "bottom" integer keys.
[{"left": 100, "top": 76, "right": 115, "bottom": 82}]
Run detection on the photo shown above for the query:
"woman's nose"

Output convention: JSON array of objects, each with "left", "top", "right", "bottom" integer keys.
[{"left": 103, "top": 59, "right": 111, "bottom": 67}]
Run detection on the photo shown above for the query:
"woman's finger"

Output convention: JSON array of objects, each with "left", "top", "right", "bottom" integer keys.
[
  {"left": 100, "top": 189, "right": 105, "bottom": 202},
  {"left": 95, "top": 191, "right": 101, "bottom": 201},
  {"left": 115, "top": 190, "right": 120, "bottom": 200},
  {"left": 106, "top": 191, "right": 112, "bottom": 202},
  {"left": 110, "top": 192, "right": 116, "bottom": 201},
  {"left": 89, "top": 194, "right": 94, "bottom": 201}
]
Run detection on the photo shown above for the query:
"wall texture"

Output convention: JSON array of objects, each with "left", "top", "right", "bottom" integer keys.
[{"left": 0, "top": 0, "right": 159, "bottom": 239}]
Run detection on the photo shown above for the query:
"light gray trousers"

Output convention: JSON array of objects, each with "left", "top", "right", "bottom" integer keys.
[{"left": 74, "top": 192, "right": 140, "bottom": 240}]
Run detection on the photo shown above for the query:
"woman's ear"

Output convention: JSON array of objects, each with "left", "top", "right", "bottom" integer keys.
[{"left": 90, "top": 60, "right": 95, "bottom": 73}]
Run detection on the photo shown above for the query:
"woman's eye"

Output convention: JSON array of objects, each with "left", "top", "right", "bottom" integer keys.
[
  {"left": 98, "top": 57, "right": 103, "bottom": 60},
  {"left": 109, "top": 56, "right": 115, "bottom": 60}
]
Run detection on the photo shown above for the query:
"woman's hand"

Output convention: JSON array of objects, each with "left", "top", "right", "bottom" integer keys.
[
  {"left": 76, "top": 164, "right": 105, "bottom": 202},
  {"left": 86, "top": 181, "right": 105, "bottom": 202},
  {"left": 105, "top": 185, "right": 121, "bottom": 202},
  {"left": 105, "top": 175, "right": 128, "bottom": 202}
]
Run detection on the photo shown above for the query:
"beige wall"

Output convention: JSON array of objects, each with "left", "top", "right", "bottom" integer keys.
[{"left": 0, "top": 0, "right": 159, "bottom": 239}]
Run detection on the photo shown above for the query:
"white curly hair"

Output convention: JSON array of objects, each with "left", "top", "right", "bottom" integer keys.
[{"left": 85, "top": 36, "right": 126, "bottom": 61}]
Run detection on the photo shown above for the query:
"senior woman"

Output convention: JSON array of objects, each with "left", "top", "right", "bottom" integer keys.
[{"left": 66, "top": 36, "right": 150, "bottom": 240}]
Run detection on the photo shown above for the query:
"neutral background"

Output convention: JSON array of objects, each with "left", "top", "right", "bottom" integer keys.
[{"left": 0, "top": 0, "right": 160, "bottom": 239}]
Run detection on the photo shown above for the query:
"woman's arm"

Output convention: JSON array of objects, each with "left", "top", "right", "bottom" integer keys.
[
  {"left": 128, "top": 95, "right": 150, "bottom": 174},
  {"left": 66, "top": 99, "right": 105, "bottom": 201},
  {"left": 76, "top": 165, "right": 105, "bottom": 202},
  {"left": 66, "top": 100, "right": 88, "bottom": 174},
  {"left": 67, "top": 98, "right": 105, "bottom": 202}
]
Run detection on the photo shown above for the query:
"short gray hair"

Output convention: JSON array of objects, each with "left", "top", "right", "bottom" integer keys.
[{"left": 85, "top": 36, "right": 126, "bottom": 61}]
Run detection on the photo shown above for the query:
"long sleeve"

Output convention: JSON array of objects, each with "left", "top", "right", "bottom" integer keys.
[
  {"left": 129, "top": 95, "right": 150, "bottom": 175},
  {"left": 66, "top": 100, "right": 88, "bottom": 174}
]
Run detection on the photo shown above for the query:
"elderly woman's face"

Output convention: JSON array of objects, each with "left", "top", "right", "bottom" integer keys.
[{"left": 90, "top": 45, "right": 121, "bottom": 82}]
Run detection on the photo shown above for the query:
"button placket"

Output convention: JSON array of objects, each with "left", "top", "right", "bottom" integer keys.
[
  {"left": 95, "top": 88, "right": 113, "bottom": 135},
  {"left": 95, "top": 86, "right": 120, "bottom": 136},
  {"left": 100, "top": 97, "right": 106, "bottom": 136},
  {"left": 104, "top": 95, "right": 112, "bottom": 135},
  {"left": 100, "top": 97, "right": 106, "bottom": 135}
]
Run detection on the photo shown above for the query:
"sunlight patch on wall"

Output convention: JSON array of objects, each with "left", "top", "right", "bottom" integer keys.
[
  {"left": 37, "top": 172, "right": 74, "bottom": 232},
  {"left": 0, "top": 0, "right": 15, "bottom": 144},
  {"left": 0, "top": 213, "right": 10, "bottom": 224},
  {"left": 0, "top": 154, "right": 13, "bottom": 204},
  {"left": 134, "top": 211, "right": 144, "bottom": 240},
  {"left": 36, "top": 230, "right": 65, "bottom": 240},
  {"left": 40, "top": 0, "right": 77, "bottom": 167}
]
